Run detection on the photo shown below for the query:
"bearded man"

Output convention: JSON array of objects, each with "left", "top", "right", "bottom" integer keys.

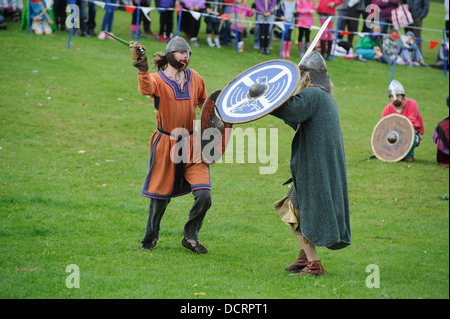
[
  {"left": 131, "top": 37, "right": 211, "bottom": 254},
  {"left": 272, "top": 51, "right": 351, "bottom": 276},
  {"left": 381, "top": 80, "right": 424, "bottom": 162}
]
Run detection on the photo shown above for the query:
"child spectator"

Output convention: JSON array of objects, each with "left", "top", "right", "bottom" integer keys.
[
  {"left": 254, "top": 0, "right": 277, "bottom": 55},
  {"left": 98, "top": 0, "right": 117, "bottom": 40},
  {"left": 316, "top": 0, "right": 343, "bottom": 60},
  {"left": 205, "top": 0, "right": 223, "bottom": 47},
  {"left": 230, "top": 0, "right": 253, "bottom": 52},
  {"left": 131, "top": 0, "right": 152, "bottom": 39},
  {"left": 296, "top": 0, "right": 316, "bottom": 58},
  {"left": 398, "top": 31, "right": 428, "bottom": 67},
  {"left": 156, "top": 0, "right": 175, "bottom": 42},
  {"left": 382, "top": 28, "right": 404, "bottom": 63},
  {"left": 181, "top": 0, "right": 206, "bottom": 47},
  {"left": 277, "top": 0, "right": 297, "bottom": 58},
  {"left": 30, "top": 0, "right": 54, "bottom": 35},
  {"left": 355, "top": 25, "right": 392, "bottom": 64}
]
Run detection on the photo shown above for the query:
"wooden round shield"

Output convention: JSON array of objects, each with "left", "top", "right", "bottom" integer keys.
[
  {"left": 199, "top": 89, "right": 232, "bottom": 164},
  {"left": 371, "top": 114, "right": 415, "bottom": 162},
  {"left": 215, "top": 59, "right": 301, "bottom": 124}
]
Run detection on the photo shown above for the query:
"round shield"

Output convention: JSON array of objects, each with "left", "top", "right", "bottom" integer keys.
[
  {"left": 371, "top": 114, "right": 415, "bottom": 162},
  {"left": 215, "top": 59, "right": 301, "bottom": 124},
  {"left": 199, "top": 89, "right": 233, "bottom": 164}
]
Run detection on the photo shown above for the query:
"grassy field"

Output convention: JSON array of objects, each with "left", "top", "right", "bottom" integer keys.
[{"left": 0, "top": 2, "right": 448, "bottom": 300}]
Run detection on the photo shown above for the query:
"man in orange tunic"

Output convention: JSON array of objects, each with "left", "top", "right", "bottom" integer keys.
[{"left": 131, "top": 37, "right": 211, "bottom": 254}]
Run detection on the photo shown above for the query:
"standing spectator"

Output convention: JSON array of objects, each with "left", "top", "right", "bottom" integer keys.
[
  {"left": 360, "top": 0, "right": 372, "bottom": 33},
  {"left": 131, "top": 0, "right": 152, "bottom": 39},
  {"left": 53, "top": 0, "right": 67, "bottom": 31},
  {"left": 254, "top": 0, "right": 277, "bottom": 55},
  {"left": 337, "top": 0, "right": 365, "bottom": 49},
  {"left": 220, "top": 0, "right": 234, "bottom": 46},
  {"left": 87, "top": 0, "right": 97, "bottom": 36},
  {"left": 75, "top": 0, "right": 88, "bottom": 37},
  {"left": 231, "top": 0, "right": 253, "bottom": 51},
  {"left": 296, "top": 0, "right": 316, "bottom": 58},
  {"left": 205, "top": 0, "right": 223, "bottom": 47},
  {"left": 181, "top": 0, "right": 206, "bottom": 47},
  {"left": 156, "top": 0, "right": 175, "bottom": 42},
  {"left": 277, "top": 0, "right": 297, "bottom": 58},
  {"left": 98, "top": 0, "right": 117, "bottom": 39},
  {"left": 316, "top": 0, "right": 343, "bottom": 60},
  {"left": 445, "top": 0, "right": 449, "bottom": 39},
  {"left": 375, "top": 0, "right": 399, "bottom": 34},
  {"left": 404, "top": 0, "right": 430, "bottom": 52}
]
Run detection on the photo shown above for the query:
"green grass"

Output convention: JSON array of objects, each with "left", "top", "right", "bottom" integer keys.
[{"left": 0, "top": 4, "right": 448, "bottom": 300}]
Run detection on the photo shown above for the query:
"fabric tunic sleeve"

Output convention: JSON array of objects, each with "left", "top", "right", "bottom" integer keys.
[
  {"left": 271, "top": 88, "right": 316, "bottom": 126},
  {"left": 138, "top": 70, "right": 159, "bottom": 97}
]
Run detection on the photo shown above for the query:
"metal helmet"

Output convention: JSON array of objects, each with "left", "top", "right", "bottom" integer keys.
[
  {"left": 165, "top": 36, "right": 191, "bottom": 57},
  {"left": 299, "top": 51, "right": 331, "bottom": 92},
  {"left": 165, "top": 36, "right": 191, "bottom": 70},
  {"left": 388, "top": 80, "right": 405, "bottom": 97}
]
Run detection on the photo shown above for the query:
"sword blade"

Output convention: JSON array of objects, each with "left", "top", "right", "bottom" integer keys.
[
  {"left": 105, "top": 31, "right": 131, "bottom": 47},
  {"left": 298, "top": 16, "right": 332, "bottom": 66}
]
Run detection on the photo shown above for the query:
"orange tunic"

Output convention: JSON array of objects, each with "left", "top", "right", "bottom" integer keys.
[{"left": 138, "top": 68, "right": 210, "bottom": 199}]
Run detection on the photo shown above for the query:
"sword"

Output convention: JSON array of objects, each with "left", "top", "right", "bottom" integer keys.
[
  {"left": 298, "top": 16, "right": 332, "bottom": 66},
  {"left": 105, "top": 31, "right": 145, "bottom": 55}
]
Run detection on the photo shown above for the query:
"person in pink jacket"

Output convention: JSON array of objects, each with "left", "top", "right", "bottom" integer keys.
[
  {"left": 296, "top": 0, "right": 316, "bottom": 58},
  {"left": 230, "top": 0, "right": 254, "bottom": 52},
  {"left": 381, "top": 80, "right": 424, "bottom": 162},
  {"left": 316, "top": 0, "right": 343, "bottom": 60}
]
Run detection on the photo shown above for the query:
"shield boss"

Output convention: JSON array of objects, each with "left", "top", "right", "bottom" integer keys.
[{"left": 371, "top": 114, "right": 415, "bottom": 162}]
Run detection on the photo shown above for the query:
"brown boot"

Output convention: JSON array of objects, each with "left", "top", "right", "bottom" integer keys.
[
  {"left": 285, "top": 249, "right": 308, "bottom": 272},
  {"left": 291, "top": 260, "right": 326, "bottom": 276}
]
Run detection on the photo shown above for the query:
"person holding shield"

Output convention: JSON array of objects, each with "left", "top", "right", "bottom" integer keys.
[
  {"left": 380, "top": 80, "right": 424, "bottom": 162},
  {"left": 272, "top": 51, "right": 351, "bottom": 276},
  {"left": 131, "top": 37, "right": 212, "bottom": 254}
]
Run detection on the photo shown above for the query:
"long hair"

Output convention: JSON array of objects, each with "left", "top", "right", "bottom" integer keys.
[{"left": 152, "top": 52, "right": 168, "bottom": 71}]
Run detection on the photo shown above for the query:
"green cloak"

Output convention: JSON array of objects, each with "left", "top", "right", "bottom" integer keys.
[{"left": 272, "top": 87, "right": 351, "bottom": 250}]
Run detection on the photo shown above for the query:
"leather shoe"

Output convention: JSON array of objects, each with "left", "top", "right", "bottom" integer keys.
[
  {"left": 182, "top": 237, "right": 208, "bottom": 254},
  {"left": 140, "top": 237, "right": 158, "bottom": 251}
]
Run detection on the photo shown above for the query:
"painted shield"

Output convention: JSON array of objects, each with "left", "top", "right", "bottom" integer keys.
[
  {"left": 371, "top": 114, "right": 415, "bottom": 162},
  {"left": 199, "top": 89, "right": 233, "bottom": 164},
  {"left": 215, "top": 59, "right": 301, "bottom": 124}
]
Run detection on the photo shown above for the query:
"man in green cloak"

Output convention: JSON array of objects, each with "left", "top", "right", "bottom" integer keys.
[{"left": 272, "top": 51, "right": 351, "bottom": 276}]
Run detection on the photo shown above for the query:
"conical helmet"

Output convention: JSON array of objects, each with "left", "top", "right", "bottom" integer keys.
[
  {"left": 299, "top": 51, "right": 331, "bottom": 92},
  {"left": 388, "top": 80, "right": 405, "bottom": 97},
  {"left": 165, "top": 36, "right": 191, "bottom": 57}
]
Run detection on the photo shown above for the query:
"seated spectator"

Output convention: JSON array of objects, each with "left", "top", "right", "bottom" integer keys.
[
  {"left": 398, "top": 31, "right": 428, "bottom": 67},
  {"left": 382, "top": 28, "right": 404, "bottom": 63},
  {"left": 432, "top": 96, "right": 449, "bottom": 167},
  {"left": 30, "top": 0, "right": 54, "bottom": 35},
  {"left": 355, "top": 26, "right": 391, "bottom": 64}
]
